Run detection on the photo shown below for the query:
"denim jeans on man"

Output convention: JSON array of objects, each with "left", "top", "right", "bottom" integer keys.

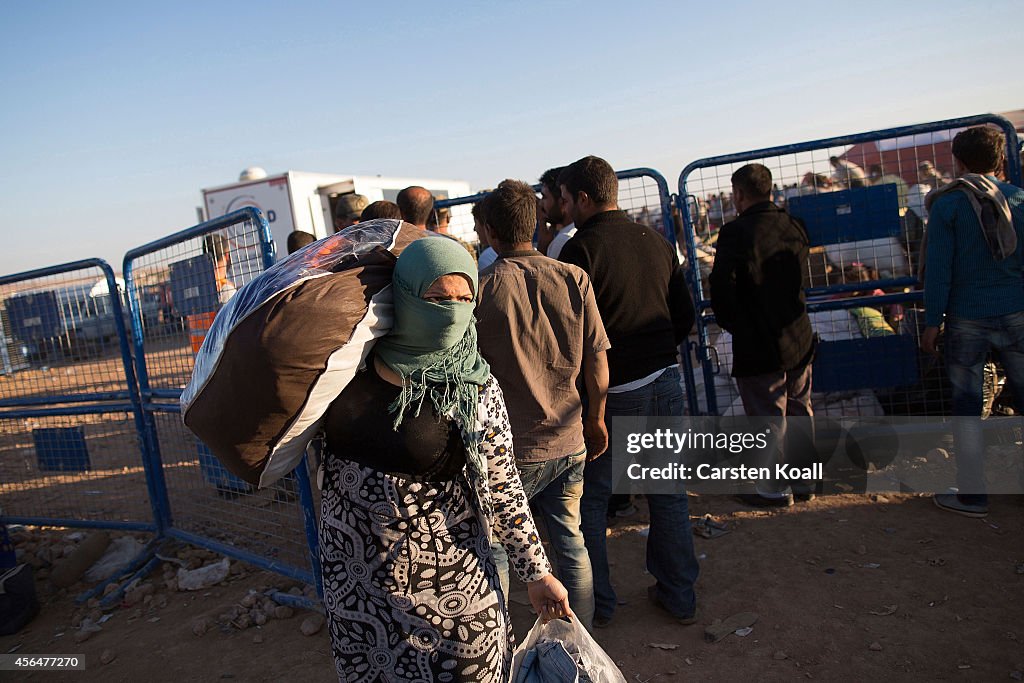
[
  {"left": 580, "top": 367, "right": 700, "bottom": 622},
  {"left": 946, "top": 312, "right": 1024, "bottom": 505},
  {"left": 491, "top": 450, "right": 595, "bottom": 629}
]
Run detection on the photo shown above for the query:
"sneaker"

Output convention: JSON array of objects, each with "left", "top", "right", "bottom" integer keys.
[
  {"left": 735, "top": 493, "right": 793, "bottom": 508},
  {"left": 647, "top": 586, "right": 697, "bottom": 625},
  {"left": 933, "top": 493, "right": 988, "bottom": 518}
]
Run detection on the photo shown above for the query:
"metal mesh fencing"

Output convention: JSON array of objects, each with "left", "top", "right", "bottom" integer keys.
[
  {"left": 678, "top": 114, "right": 1022, "bottom": 417},
  {"left": 435, "top": 168, "right": 678, "bottom": 249},
  {"left": 0, "top": 262, "right": 136, "bottom": 405},
  {"left": 0, "top": 410, "right": 153, "bottom": 528},
  {"left": 124, "top": 208, "right": 319, "bottom": 585},
  {"left": 0, "top": 259, "right": 156, "bottom": 531}
]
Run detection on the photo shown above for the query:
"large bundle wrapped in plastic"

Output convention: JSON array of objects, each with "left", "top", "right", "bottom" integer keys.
[{"left": 181, "top": 219, "right": 430, "bottom": 487}]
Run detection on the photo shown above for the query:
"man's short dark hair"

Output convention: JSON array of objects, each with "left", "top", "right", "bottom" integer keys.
[
  {"left": 286, "top": 230, "right": 316, "bottom": 254},
  {"left": 360, "top": 200, "right": 403, "bottom": 221},
  {"left": 539, "top": 166, "right": 565, "bottom": 197},
  {"left": 471, "top": 192, "right": 492, "bottom": 225},
  {"left": 558, "top": 156, "right": 618, "bottom": 206},
  {"left": 731, "top": 164, "right": 773, "bottom": 199},
  {"left": 396, "top": 186, "right": 434, "bottom": 226},
  {"left": 952, "top": 125, "right": 1006, "bottom": 174},
  {"left": 485, "top": 180, "right": 537, "bottom": 244}
]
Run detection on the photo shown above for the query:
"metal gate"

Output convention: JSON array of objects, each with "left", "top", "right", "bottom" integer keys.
[
  {"left": 122, "top": 208, "right": 321, "bottom": 586},
  {"left": 436, "top": 167, "right": 678, "bottom": 247},
  {"left": 676, "top": 113, "right": 1022, "bottom": 416},
  {"left": 0, "top": 259, "right": 159, "bottom": 532}
]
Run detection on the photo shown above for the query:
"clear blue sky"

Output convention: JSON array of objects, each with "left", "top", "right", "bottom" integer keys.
[{"left": 1, "top": 0, "right": 1021, "bottom": 274}]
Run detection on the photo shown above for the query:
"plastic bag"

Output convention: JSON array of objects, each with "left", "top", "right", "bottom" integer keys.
[{"left": 511, "top": 618, "right": 626, "bottom": 683}]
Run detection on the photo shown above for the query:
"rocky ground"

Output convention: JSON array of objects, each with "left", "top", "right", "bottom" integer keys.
[{"left": 2, "top": 493, "right": 1023, "bottom": 682}]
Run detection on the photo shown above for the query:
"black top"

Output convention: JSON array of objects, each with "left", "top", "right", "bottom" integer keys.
[
  {"left": 559, "top": 210, "right": 695, "bottom": 387},
  {"left": 324, "top": 360, "right": 466, "bottom": 480},
  {"left": 709, "top": 201, "right": 814, "bottom": 377}
]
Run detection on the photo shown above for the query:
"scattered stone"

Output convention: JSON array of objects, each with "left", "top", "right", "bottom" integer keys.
[
  {"left": 154, "top": 594, "right": 168, "bottom": 609},
  {"left": 868, "top": 605, "right": 898, "bottom": 617},
  {"left": 87, "top": 598, "right": 101, "bottom": 609},
  {"left": 773, "top": 651, "right": 788, "bottom": 660},
  {"left": 100, "top": 649, "right": 116, "bottom": 665},
  {"left": 232, "top": 613, "right": 252, "bottom": 630},
  {"left": 192, "top": 617, "right": 214, "bottom": 637},
  {"left": 957, "top": 664, "right": 971, "bottom": 670},
  {"left": 74, "top": 628, "right": 96, "bottom": 644},
  {"left": 253, "top": 634, "right": 264, "bottom": 644},
  {"left": 230, "top": 562, "right": 247, "bottom": 576},
  {"left": 300, "top": 614, "right": 324, "bottom": 636},
  {"left": 647, "top": 643, "right": 679, "bottom": 650},
  {"left": 252, "top": 610, "right": 268, "bottom": 626},
  {"left": 240, "top": 593, "right": 257, "bottom": 609},
  {"left": 734, "top": 627, "right": 753, "bottom": 637},
  {"left": 1009, "top": 670, "right": 1022, "bottom": 681},
  {"left": 102, "top": 584, "right": 119, "bottom": 597},
  {"left": 869, "top": 642, "right": 883, "bottom": 652},
  {"left": 856, "top": 545, "right": 867, "bottom": 556},
  {"left": 704, "top": 612, "right": 759, "bottom": 643},
  {"left": 288, "top": 586, "right": 304, "bottom": 597},
  {"left": 273, "top": 606, "right": 294, "bottom": 620}
]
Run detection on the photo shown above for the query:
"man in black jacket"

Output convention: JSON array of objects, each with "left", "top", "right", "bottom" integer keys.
[
  {"left": 710, "top": 163, "right": 815, "bottom": 507},
  {"left": 559, "top": 155, "right": 699, "bottom": 628}
]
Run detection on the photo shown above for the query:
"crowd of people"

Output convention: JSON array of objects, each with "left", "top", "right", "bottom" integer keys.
[{"left": 271, "top": 127, "right": 1022, "bottom": 682}]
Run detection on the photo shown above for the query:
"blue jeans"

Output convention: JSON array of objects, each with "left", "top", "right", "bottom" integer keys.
[
  {"left": 580, "top": 367, "right": 700, "bottom": 620},
  {"left": 945, "top": 312, "right": 1024, "bottom": 505},
  {"left": 491, "top": 450, "right": 595, "bottom": 629}
]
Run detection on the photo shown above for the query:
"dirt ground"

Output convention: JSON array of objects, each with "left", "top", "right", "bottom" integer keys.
[{"left": 3, "top": 493, "right": 1022, "bottom": 682}]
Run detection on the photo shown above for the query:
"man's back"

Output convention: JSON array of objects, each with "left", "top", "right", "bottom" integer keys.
[
  {"left": 559, "top": 210, "right": 691, "bottom": 387},
  {"left": 477, "top": 253, "right": 608, "bottom": 461},
  {"left": 924, "top": 178, "right": 1024, "bottom": 325},
  {"left": 710, "top": 201, "right": 813, "bottom": 377}
]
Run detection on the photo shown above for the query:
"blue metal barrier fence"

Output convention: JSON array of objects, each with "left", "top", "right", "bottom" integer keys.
[
  {"left": 676, "top": 113, "right": 1022, "bottom": 416},
  {"left": 122, "top": 208, "right": 321, "bottom": 586},
  {"left": 0, "top": 259, "right": 159, "bottom": 532}
]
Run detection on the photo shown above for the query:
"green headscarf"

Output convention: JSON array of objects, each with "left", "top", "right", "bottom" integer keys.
[{"left": 375, "top": 235, "right": 490, "bottom": 436}]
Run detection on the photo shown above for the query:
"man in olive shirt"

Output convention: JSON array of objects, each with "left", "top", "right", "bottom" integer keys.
[{"left": 476, "top": 179, "right": 610, "bottom": 630}]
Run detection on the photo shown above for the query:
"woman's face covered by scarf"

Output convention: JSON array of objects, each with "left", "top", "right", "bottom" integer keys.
[{"left": 386, "top": 237, "right": 478, "bottom": 353}]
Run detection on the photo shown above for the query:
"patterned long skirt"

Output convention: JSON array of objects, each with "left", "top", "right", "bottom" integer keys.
[{"left": 319, "top": 455, "right": 513, "bottom": 682}]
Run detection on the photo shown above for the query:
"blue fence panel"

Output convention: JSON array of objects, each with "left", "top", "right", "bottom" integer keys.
[
  {"left": 123, "top": 208, "right": 320, "bottom": 586},
  {"left": 676, "top": 114, "right": 1021, "bottom": 416},
  {"left": 0, "top": 259, "right": 158, "bottom": 532}
]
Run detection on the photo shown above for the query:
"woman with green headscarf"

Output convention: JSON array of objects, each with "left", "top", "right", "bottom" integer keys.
[{"left": 319, "top": 236, "right": 571, "bottom": 683}]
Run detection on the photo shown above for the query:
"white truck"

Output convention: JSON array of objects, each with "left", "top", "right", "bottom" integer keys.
[{"left": 200, "top": 170, "right": 473, "bottom": 261}]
